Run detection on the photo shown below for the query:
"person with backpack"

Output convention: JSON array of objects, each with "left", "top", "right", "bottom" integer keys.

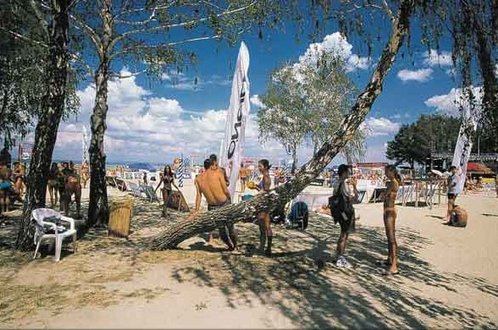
[{"left": 329, "top": 164, "right": 358, "bottom": 268}]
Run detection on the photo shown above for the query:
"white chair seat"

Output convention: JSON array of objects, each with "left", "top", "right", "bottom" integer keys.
[{"left": 32, "top": 208, "right": 77, "bottom": 262}]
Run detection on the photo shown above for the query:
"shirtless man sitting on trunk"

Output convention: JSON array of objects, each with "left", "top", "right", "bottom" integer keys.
[{"left": 193, "top": 158, "right": 237, "bottom": 250}]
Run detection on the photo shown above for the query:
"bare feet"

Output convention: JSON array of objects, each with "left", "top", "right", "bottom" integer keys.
[
  {"left": 207, "top": 233, "right": 214, "bottom": 246},
  {"left": 383, "top": 267, "right": 399, "bottom": 276}
]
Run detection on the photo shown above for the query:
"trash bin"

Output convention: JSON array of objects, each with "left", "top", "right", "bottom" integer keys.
[{"left": 108, "top": 197, "right": 134, "bottom": 238}]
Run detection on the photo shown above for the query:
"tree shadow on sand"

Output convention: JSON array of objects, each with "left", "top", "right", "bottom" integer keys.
[{"left": 171, "top": 215, "right": 498, "bottom": 329}]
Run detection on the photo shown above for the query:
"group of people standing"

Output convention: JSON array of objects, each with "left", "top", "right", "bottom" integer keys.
[
  {"left": 46, "top": 160, "right": 88, "bottom": 218},
  {"left": 330, "top": 164, "right": 401, "bottom": 275},
  {"left": 191, "top": 154, "right": 273, "bottom": 255},
  {"left": 154, "top": 156, "right": 404, "bottom": 268}
]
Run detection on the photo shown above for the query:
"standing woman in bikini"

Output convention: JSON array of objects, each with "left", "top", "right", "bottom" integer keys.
[
  {"left": 382, "top": 165, "right": 401, "bottom": 275},
  {"left": 155, "top": 165, "right": 178, "bottom": 217},
  {"left": 254, "top": 159, "right": 273, "bottom": 256},
  {"left": 80, "top": 160, "right": 90, "bottom": 189}
]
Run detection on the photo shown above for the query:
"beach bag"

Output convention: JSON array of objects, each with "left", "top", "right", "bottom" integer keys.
[{"left": 288, "top": 201, "right": 309, "bottom": 230}]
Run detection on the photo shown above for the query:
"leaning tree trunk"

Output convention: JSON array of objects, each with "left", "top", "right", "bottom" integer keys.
[
  {"left": 150, "top": 0, "right": 413, "bottom": 250},
  {"left": 87, "top": 1, "right": 112, "bottom": 228},
  {"left": 290, "top": 145, "right": 298, "bottom": 174},
  {"left": 16, "top": 0, "right": 70, "bottom": 250}
]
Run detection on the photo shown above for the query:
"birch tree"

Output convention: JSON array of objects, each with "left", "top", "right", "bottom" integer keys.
[
  {"left": 67, "top": 0, "right": 297, "bottom": 227},
  {"left": 258, "top": 51, "right": 365, "bottom": 172},
  {"left": 10, "top": 0, "right": 78, "bottom": 250},
  {"left": 151, "top": 0, "right": 414, "bottom": 249}
]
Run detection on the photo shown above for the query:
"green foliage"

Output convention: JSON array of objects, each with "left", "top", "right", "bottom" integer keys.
[
  {"left": 258, "top": 51, "right": 365, "bottom": 167},
  {"left": 414, "top": 0, "right": 497, "bottom": 151},
  {"left": 0, "top": 0, "right": 46, "bottom": 147},
  {"left": 70, "top": 0, "right": 301, "bottom": 78},
  {"left": 0, "top": 0, "right": 79, "bottom": 148},
  {"left": 386, "top": 114, "right": 461, "bottom": 167}
]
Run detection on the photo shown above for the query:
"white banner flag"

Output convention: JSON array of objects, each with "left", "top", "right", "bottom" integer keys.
[
  {"left": 452, "top": 106, "right": 477, "bottom": 193},
  {"left": 220, "top": 42, "right": 250, "bottom": 198}
]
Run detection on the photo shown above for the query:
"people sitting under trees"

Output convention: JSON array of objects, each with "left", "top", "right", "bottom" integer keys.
[
  {"left": 12, "top": 162, "right": 26, "bottom": 198},
  {"left": 0, "top": 173, "right": 20, "bottom": 213},
  {"left": 0, "top": 146, "right": 11, "bottom": 166}
]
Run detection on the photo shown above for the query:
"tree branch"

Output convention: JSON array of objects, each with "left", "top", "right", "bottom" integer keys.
[
  {"left": 113, "top": 2, "right": 174, "bottom": 20},
  {"left": 29, "top": 0, "right": 49, "bottom": 36},
  {"left": 69, "top": 14, "right": 103, "bottom": 58},
  {"left": 109, "top": 69, "right": 147, "bottom": 79},
  {"left": 69, "top": 52, "right": 95, "bottom": 77},
  {"left": 110, "top": 1, "right": 256, "bottom": 49},
  {"left": 0, "top": 27, "right": 49, "bottom": 48},
  {"left": 110, "top": 34, "right": 221, "bottom": 60}
]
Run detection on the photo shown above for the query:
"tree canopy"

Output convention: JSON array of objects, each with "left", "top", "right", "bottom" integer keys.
[
  {"left": 258, "top": 51, "right": 365, "bottom": 172},
  {"left": 0, "top": 0, "right": 79, "bottom": 149},
  {"left": 386, "top": 114, "right": 462, "bottom": 167}
]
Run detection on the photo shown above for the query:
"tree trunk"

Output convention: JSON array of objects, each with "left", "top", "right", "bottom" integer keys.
[
  {"left": 150, "top": 1, "right": 413, "bottom": 250},
  {"left": 16, "top": 0, "right": 70, "bottom": 250},
  {"left": 474, "top": 20, "right": 498, "bottom": 152},
  {"left": 87, "top": 1, "right": 112, "bottom": 228},
  {"left": 291, "top": 145, "right": 297, "bottom": 174}
]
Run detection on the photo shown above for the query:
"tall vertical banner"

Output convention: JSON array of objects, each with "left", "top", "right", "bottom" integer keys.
[
  {"left": 178, "top": 154, "right": 184, "bottom": 188},
  {"left": 220, "top": 42, "right": 250, "bottom": 198},
  {"left": 452, "top": 105, "right": 477, "bottom": 193},
  {"left": 82, "top": 125, "right": 89, "bottom": 164}
]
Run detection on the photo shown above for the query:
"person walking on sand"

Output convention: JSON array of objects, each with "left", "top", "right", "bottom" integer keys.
[
  {"left": 239, "top": 162, "right": 249, "bottom": 193},
  {"left": 155, "top": 165, "right": 178, "bottom": 218},
  {"left": 444, "top": 166, "right": 461, "bottom": 225},
  {"left": 253, "top": 159, "right": 273, "bottom": 256},
  {"left": 330, "top": 164, "right": 358, "bottom": 268},
  {"left": 381, "top": 165, "right": 401, "bottom": 276},
  {"left": 193, "top": 159, "right": 237, "bottom": 250}
]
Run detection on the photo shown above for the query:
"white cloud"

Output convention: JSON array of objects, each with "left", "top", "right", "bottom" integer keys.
[
  {"left": 250, "top": 95, "right": 265, "bottom": 108},
  {"left": 397, "top": 68, "right": 433, "bottom": 82},
  {"left": 363, "top": 117, "right": 400, "bottom": 137},
  {"left": 53, "top": 71, "right": 288, "bottom": 163},
  {"left": 298, "top": 32, "right": 371, "bottom": 73},
  {"left": 424, "top": 87, "right": 483, "bottom": 117},
  {"left": 53, "top": 68, "right": 403, "bottom": 164},
  {"left": 423, "top": 49, "right": 453, "bottom": 67},
  {"left": 364, "top": 142, "right": 389, "bottom": 162}
]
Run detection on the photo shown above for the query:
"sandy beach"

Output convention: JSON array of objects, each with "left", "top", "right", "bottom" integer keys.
[{"left": 0, "top": 182, "right": 497, "bottom": 329}]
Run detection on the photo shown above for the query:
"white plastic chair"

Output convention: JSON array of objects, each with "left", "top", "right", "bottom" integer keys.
[{"left": 32, "top": 208, "right": 77, "bottom": 262}]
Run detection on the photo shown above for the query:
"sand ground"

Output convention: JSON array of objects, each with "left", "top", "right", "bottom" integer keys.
[{"left": 0, "top": 183, "right": 497, "bottom": 329}]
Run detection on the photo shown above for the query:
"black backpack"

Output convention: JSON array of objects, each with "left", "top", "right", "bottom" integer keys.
[{"left": 329, "top": 181, "right": 354, "bottom": 223}]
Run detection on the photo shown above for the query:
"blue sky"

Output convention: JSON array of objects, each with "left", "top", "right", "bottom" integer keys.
[{"left": 48, "top": 14, "right": 466, "bottom": 166}]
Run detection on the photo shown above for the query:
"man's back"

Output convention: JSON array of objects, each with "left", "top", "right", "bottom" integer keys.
[{"left": 196, "top": 168, "right": 229, "bottom": 206}]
